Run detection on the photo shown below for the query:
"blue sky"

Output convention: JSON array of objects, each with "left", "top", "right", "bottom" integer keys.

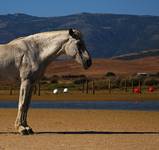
[{"left": 0, "top": 0, "right": 159, "bottom": 17}]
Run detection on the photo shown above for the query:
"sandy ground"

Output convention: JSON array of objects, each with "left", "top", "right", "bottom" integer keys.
[{"left": 0, "top": 109, "right": 159, "bottom": 150}]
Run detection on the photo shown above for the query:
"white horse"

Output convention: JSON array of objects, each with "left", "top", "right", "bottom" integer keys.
[{"left": 0, "top": 29, "right": 92, "bottom": 135}]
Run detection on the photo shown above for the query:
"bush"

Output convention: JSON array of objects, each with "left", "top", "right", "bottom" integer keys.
[
  {"left": 62, "top": 74, "right": 86, "bottom": 79},
  {"left": 144, "top": 78, "right": 159, "bottom": 86},
  {"left": 105, "top": 72, "right": 116, "bottom": 77},
  {"left": 49, "top": 75, "right": 59, "bottom": 84},
  {"left": 93, "top": 78, "right": 120, "bottom": 90},
  {"left": 73, "top": 78, "right": 87, "bottom": 84},
  {"left": 128, "top": 77, "right": 144, "bottom": 86},
  {"left": 94, "top": 80, "right": 107, "bottom": 90},
  {"left": 111, "top": 78, "right": 121, "bottom": 88},
  {"left": 51, "top": 79, "right": 58, "bottom": 84}
]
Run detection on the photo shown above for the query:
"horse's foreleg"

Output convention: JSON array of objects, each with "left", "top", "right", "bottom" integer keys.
[{"left": 15, "top": 79, "right": 33, "bottom": 135}]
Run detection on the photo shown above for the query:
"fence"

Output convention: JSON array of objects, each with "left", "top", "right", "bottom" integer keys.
[{"left": 0, "top": 77, "right": 159, "bottom": 95}]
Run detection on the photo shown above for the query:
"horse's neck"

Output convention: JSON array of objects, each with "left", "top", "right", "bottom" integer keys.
[{"left": 37, "top": 32, "right": 69, "bottom": 62}]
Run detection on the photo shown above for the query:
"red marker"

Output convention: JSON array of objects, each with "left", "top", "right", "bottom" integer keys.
[
  {"left": 148, "top": 86, "right": 155, "bottom": 92},
  {"left": 133, "top": 87, "right": 141, "bottom": 94}
]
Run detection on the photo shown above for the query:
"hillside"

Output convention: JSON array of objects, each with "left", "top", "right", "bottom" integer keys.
[
  {"left": 0, "top": 57, "right": 158, "bottom": 82},
  {"left": 0, "top": 13, "right": 159, "bottom": 58},
  {"left": 45, "top": 57, "right": 159, "bottom": 77}
]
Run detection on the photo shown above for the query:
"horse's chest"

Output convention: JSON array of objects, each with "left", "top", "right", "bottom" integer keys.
[{"left": 0, "top": 64, "right": 19, "bottom": 81}]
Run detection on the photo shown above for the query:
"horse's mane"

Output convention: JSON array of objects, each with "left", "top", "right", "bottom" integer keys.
[{"left": 9, "top": 30, "right": 69, "bottom": 44}]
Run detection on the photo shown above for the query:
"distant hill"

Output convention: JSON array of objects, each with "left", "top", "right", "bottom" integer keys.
[
  {"left": 0, "top": 13, "right": 159, "bottom": 58},
  {"left": 112, "top": 49, "right": 159, "bottom": 60}
]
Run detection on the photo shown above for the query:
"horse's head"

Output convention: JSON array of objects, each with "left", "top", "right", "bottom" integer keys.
[{"left": 64, "top": 29, "right": 92, "bottom": 69}]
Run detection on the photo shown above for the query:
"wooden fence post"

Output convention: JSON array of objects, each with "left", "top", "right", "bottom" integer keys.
[
  {"left": 124, "top": 79, "right": 128, "bottom": 92},
  {"left": 82, "top": 80, "right": 85, "bottom": 93},
  {"left": 139, "top": 80, "right": 142, "bottom": 94},
  {"left": 86, "top": 79, "right": 89, "bottom": 94},
  {"left": 131, "top": 80, "right": 134, "bottom": 93},
  {"left": 92, "top": 80, "right": 95, "bottom": 94},
  {"left": 38, "top": 81, "right": 41, "bottom": 96},
  {"left": 9, "top": 85, "right": 13, "bottom": 95},
  {"left": 34, "top": 85, "right": 37, "bottom": 95},
  {"left": 108, "top": 79, "right": 111, "bottom": 94}
]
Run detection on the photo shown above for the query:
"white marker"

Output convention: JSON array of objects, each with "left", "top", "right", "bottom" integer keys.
[
  {"left": 53, "top": 89, "right": 58, "bottom": 94},
  {"left": 63, "top": 88, "right": 68, "bottom": 93}
]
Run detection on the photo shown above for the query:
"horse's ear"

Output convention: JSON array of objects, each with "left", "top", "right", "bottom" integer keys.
[
  {"left": 69, "top": 29, "right": 74, "bottom": 37},
  {"left": 69, "top": 29, "right": 80, "bottom": 39}
]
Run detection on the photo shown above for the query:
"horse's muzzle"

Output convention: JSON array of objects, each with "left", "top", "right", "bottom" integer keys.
[{"left": 84, "top": 59, "right": 92, "bottom": 69}]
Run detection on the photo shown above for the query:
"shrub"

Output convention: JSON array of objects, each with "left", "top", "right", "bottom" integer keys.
[
  {"left": 49, "top": 75, "right": 59, "bottom": 83},
  {"left": 73, "top": 78, "right": 87, "bottom": 84},
  {"left": 105, "top": 72, "right": 116, "bottom": 77},
  {"left": 51, "top": 79, "right": 58, "bottom": 84},
  {"left": 144, "top": 78, "right": 159, "bottom": 86}
]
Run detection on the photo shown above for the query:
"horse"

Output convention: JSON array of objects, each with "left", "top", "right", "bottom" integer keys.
[{"left": 0, "top": 29, "right": 92, "bottom": 135}]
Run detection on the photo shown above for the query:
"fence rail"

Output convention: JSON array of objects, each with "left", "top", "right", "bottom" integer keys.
[{"left": 0, "top": 77, "right": 159, "bottom": 95}]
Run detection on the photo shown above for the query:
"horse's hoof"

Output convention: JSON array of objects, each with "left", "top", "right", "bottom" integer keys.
[
  {"left": 27, "top": 128, "right": 34, "bottom": 135},
  {"left": 20, "top": 129, "right": 29, "bottom": 135}
]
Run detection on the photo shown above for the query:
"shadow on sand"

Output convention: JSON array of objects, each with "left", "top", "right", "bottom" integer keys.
[{"left": 0, "top": 131, "right": 159, "bottom": 135}]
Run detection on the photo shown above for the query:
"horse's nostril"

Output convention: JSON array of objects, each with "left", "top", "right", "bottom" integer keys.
[
  {"left": 87, "top": 59, "right": 92, "bottom": 67},
  {"left": 83, "top": 59, "right": 92, "bottom": 69}
]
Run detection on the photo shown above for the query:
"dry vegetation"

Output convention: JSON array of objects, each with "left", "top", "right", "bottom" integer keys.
[{"left": 45, "top": 57, "right": 159, "bottom": 77}]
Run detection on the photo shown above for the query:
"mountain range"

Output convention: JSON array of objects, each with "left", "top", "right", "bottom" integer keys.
[{"left": 0, "top": 13, "right": 159, "bottom": 58}]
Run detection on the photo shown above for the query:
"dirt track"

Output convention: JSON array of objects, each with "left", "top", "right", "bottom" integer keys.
[{"left": 0, "top": 109, "right": 159, "bottom": 150}]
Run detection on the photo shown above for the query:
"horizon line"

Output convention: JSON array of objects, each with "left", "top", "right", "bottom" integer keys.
[{"left": 0, "top": 12, "right": 159, "bottom": 18}]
